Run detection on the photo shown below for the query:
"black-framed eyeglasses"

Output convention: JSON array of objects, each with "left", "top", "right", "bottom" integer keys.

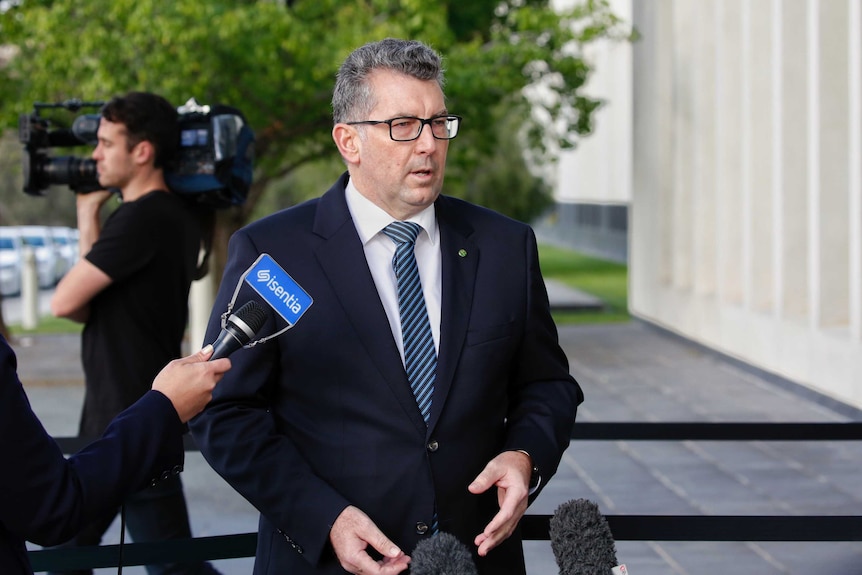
[{"left": 346, "top": 115, "right": 462, "bottom": 142}]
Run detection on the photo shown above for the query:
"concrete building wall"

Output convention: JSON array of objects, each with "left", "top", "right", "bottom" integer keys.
[
  {"left": 540, "top": 0, "right": 633, "bottom": 263},
  {"left": 630, "top": 0, "right": 862, "bottom": 410},
  {"left": 553, "top": 0, "right": 633, "bottom": 205}
]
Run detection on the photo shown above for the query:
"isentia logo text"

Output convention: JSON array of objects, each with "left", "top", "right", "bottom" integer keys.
[{"left": 256, "top": 268, "right": 304, "bottom": 315}]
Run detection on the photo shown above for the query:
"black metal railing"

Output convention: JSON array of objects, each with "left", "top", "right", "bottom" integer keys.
[{"left": 29, "top": 422, "right": 862, "bottom": 572}]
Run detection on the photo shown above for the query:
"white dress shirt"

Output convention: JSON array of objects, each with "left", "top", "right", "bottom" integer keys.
[{"left": 345, "top": 179, "right": 442, "bottom": 364}]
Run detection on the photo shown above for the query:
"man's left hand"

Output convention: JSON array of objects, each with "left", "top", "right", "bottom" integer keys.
[{"left": 467, "top": 450, "right": 532, "bottom": 556}]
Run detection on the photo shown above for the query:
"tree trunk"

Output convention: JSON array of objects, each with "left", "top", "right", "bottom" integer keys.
[{"left": 211, "top": 207, "right": 249, "bottom": 297}]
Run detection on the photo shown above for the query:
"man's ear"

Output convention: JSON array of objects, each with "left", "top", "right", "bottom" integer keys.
[
  {"left": 133, "top": 139, "right": 155, "bottom": 166},
  {"left": 332, "top": 124, "right": 360, "bottom": 164}
]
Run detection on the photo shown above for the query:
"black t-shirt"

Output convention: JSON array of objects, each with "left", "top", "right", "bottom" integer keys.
[{"left": 79, "top": 191, "right": 203, "bottom": 437}]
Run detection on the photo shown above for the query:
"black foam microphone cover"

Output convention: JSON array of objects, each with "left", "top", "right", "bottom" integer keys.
[
  {"left": 410, "top": 532, "right": 478, "bottom": 575},
  {"left": 549, "top": 498, "right": 618, "bottom": 575}
]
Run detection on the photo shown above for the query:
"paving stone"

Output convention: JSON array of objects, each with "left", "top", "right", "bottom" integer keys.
[{"left": 17, "top": 317, "right": 862, "bottom": 574}]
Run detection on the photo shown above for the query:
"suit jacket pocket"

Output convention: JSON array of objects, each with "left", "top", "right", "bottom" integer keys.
[{"left": 465, "top": 321, "right": 516, "bottom": 347}]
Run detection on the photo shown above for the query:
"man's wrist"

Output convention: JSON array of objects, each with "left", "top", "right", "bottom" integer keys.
[{"left": 514, "top": 449, "right": 542, "bottom": 493}]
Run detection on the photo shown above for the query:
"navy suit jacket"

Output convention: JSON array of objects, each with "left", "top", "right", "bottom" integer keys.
[
  {"left": 190, "top": 173, "right": 583, "bottom": 574},
  {"left": 0, "top": 335, "right": 185, "bottom": 575}
]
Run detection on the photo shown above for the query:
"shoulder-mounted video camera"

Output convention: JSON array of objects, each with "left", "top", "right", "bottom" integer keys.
[{"left": 18, "top": 98, "right": 255, "bottom": 209}]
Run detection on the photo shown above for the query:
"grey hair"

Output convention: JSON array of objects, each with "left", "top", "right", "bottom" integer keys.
[{"left": 332, "top": 38, "right": 445, "bottom": 124}]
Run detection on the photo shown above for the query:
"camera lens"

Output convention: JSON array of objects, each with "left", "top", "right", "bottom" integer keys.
[{"left": 40, "top": 156, "right": 100, "bottom": 193}]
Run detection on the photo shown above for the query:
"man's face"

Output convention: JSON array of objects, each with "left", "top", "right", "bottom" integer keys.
[
  {"left": 349, "top": 69, "right": 450, "bottom": 220},
  {"left": 91, "top": 118, "right": 136, "bottom": 190}
]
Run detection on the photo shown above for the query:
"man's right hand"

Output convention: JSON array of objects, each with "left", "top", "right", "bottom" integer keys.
[
  {"left": 151, "top": 345, "right": 231, "bottom": 423},
  {"left": 330, "top": 506, "right": 410, "bottom": 574},
  {"left": 74, "top": 188, "right": 115, "bottom": 258},
  {"left": 76, "top": 188, "right": 115, "bottom": 212}
]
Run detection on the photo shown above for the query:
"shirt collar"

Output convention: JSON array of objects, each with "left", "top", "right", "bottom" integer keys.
[{"left": 345, "top": 178, "right": 438, "bottom": 246}]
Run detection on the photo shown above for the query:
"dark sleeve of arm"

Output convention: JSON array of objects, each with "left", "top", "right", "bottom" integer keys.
[
  {"left": 503, "top": 227, "right": 584, "bottom": 496},
  {"left": 85, "top": 201, "right": 157, "bottom": 281},
  {"left": 0, "top": 338, "right": 184, "bottom": 545}
]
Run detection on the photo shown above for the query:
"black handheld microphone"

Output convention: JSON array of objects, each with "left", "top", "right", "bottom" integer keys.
[
  {"left": 208, "top": 300, "right": 269, "bottom": 360},
  {"left": 549, "top": 498, "right": 628, "bottom": 574},
  {"left": 410, "top": 532, "right": 478, "bottom": 575}
]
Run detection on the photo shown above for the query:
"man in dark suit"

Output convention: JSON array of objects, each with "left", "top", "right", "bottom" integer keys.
[
  {"left": 0, "top": 336, "right": 230, "bottom": 575},
  {"left": 189, "top": 38, "right": 583, "bottom": 575}
]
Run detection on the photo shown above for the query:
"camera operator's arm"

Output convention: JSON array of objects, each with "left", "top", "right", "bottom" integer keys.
[
  {"left": 50, "top": 191, "right": 114, "bottom": 323},
  {"left": 75, "top": 190, "right": 113, "bottom": 256}
]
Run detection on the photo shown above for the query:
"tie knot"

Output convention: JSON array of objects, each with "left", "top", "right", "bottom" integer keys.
[{"left": 383, "top": 221, "right": 421, "bottom": 246}]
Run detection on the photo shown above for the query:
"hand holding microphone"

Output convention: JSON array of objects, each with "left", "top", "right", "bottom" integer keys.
[
  {"left": 151, "top": 345, "right": 231, "bottom": 423},
  {"left": 152, "top": 300, "right": 268, "bottom": 422}
]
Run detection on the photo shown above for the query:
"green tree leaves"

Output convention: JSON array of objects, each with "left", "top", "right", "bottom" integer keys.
[{"left": 0, "top": 0, "right": 630, "bottom": 237}]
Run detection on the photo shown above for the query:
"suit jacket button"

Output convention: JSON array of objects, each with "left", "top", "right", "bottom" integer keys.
[
  {"left": 426, "top": 440, "right": 439, "bottom": 452},
  {"left": 415, "top": 522, "right": 429, "bottom": 535}
]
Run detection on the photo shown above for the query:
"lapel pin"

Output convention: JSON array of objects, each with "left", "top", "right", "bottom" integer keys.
[{"left": 458, "top": 249, "right": 467, "bottom": 258}]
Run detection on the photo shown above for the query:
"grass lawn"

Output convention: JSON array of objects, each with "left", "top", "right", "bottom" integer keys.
[
  {"left": 5, "top": 243, "right": 628, "bottom": 334},
  {"left": 7, "top": 314, "right": 83, "bottom": 337},
  {"left": 538, "top": 243, "right": 630, "bottom": 325}
]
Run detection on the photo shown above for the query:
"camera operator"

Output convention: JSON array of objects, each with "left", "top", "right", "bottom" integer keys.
[{"left": 50, "top": 91, "right": 218, "bottom": 575}]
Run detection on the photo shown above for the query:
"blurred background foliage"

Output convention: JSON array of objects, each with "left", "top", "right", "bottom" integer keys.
[{"left": 0, "top": 0, "right": 631, "bottom": 279}]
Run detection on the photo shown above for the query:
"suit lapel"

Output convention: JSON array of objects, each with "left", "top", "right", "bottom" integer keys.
[
  {"left": 427, "top": 196, "right": 477, "bottom": 433},
  {"left": 313, "top": 175, "right": 428, "bottom": 432}
]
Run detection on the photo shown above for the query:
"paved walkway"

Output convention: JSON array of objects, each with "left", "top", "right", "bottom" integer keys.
[{"left": 11, "top": 283, "right": 862, "bottom": 574}]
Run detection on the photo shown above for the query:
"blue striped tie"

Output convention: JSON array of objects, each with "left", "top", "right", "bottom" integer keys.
[{"left": 382, "top": 221, "right": 436, "bottom": 424}]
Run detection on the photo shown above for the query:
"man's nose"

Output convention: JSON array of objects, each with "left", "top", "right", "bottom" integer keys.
[{"left": 414, "top": 123, "right": 438, "bottom": 152}]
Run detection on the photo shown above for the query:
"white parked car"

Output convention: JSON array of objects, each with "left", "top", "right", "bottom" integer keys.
[
  {"left": 17, "top": 225, "right": 62, "bottom": 289},
  {"left": 0, "top": 227, "right": 24, "bottom": 297},
  {"left": 68, "top": 227, "right": 80, "bottom": 261},
  {"left": 51, "top": 226, "right": 78, "bottom": 279}
]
